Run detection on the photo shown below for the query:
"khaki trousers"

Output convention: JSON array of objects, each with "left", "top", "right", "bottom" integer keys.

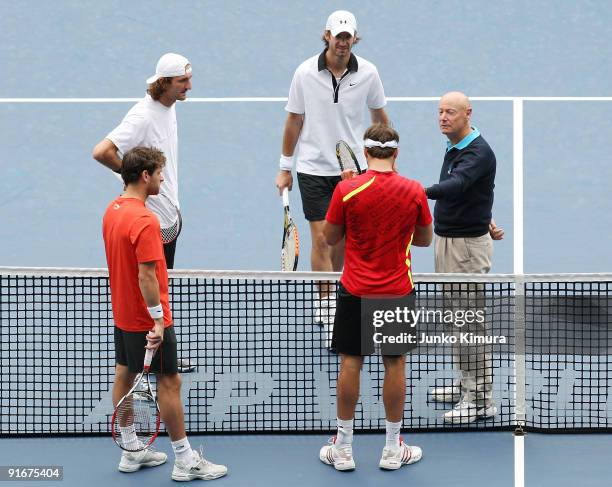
[{"left": 435, "top": 234, "right": 494, "bottom": 407}]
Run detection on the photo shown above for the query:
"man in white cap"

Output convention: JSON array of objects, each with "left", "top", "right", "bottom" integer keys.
[
  {"left": 275, "top": 10, "right": 389, "bottom": 334},
  {"left": 93, "top": 53, "right": 194, "bottom": 373}
]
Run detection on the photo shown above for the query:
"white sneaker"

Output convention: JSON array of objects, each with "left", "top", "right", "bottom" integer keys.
[
  {"left": 379, "top": 438, "right": 423, "bottom": 470},
  {"left": 118, "top": 446, "right": 167, "bottom": 473},
  {"left": 171, "top": 448, "right": 227, "bottom": 481},
  {"left": 319, "top": 437, "right": 355, "bottom": 471},
  {"left": 177, "top": 358, "right": 196, "bottom": 373},
  {"left": 443, "top": 399, "right": 497, "bottom": 424},
  {"left": 430, "top": 385, "right": 461, "bottom": 403}
]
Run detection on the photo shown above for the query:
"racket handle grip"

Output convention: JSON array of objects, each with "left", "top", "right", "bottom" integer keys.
[
  {"left": 143, "top": 347, "right": 154, "bottom": 372},
  {"left": 282, "top": 188, "right": 289, "bottom": 207}
]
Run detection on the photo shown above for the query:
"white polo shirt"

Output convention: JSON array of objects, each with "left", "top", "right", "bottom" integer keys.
[
  {"left": 285, "top": 51, "right": 386, "bottom": 176},
  {"left": 106, "top": 94, "right": 179, "bottom": 229}
]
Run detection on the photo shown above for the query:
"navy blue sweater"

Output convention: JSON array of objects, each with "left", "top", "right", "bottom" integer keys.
[{"left": 426, "top": 134, "right": 496, "bottom": 237}]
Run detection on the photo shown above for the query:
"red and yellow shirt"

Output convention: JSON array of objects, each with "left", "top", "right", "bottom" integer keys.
[{"left": 326, "top": 170, "right": 432, "bottom": 297}]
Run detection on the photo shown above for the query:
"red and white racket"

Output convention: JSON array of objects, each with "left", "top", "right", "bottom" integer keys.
[{"left": 111, "top": 344, "right": 160, "bottom": 451}]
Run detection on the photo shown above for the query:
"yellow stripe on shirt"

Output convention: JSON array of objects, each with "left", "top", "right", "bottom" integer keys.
[
  {"left": 342, "top": 176, "right": 376, "bottom": 203},
  {"left": 405, "top": 233, "right": 414, "bottom": 288}
]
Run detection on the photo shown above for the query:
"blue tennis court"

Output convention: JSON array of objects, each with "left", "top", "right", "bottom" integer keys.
[{"left": 1, "top": 1, "right": 611, "bottom": 486}]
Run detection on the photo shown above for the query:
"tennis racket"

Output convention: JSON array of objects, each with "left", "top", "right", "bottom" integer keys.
[
  {"left": 159, "top": 194, "right": 182, "bottom": 244},
  {"left": 111, "top": 344, "right": 160, "bottom": 451},
  {"left": 281, "top": 188, "right": 299, "bottom": 271},
  {"left": 336, "top": 140, "right": 364, "bottom": 175}
]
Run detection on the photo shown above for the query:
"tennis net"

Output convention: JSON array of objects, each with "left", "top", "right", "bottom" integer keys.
[{"left": 0, "top": 267, "right": 610, "bottom": 436}]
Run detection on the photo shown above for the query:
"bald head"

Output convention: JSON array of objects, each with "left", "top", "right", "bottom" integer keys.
[
  {"left": 438, "top": 91, "right": 473, "bottom": 144},
  {"left": 440, "top": 91, "right": 470, "bottom": 110}
]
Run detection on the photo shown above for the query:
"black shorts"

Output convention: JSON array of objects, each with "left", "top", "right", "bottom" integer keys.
[
  {"left": 297, "top": 173, "right": 341, "bottom": 221},
  {"left": 332, "top": 283, "right": 418, "bottom": 356},
  {"left": 114, "top": 326, "right": 178, "bottom": 374},
  {"left": 163, "top": 239, "right": 177, "bottom": 269}
]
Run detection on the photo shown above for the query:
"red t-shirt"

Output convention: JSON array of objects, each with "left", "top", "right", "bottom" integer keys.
[
  {"left": 326, "top": 170, "right": 432, "bottom": 296},
  {"left": 102, "top": 197, "right": 172, "bottom": 331}
]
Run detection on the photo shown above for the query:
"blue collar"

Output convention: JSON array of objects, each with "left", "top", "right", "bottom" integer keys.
[{"left": 446, "top": 126, "right": 480, "bottom": 151}]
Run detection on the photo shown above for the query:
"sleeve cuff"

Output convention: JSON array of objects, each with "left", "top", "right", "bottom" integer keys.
[{"left": 425, "top": 185, "right": 440, "bottom": 200}]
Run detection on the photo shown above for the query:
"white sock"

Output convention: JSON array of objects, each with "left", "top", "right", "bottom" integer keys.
[
  {"left": 336, "top": 418, "right": 354, "bottom": 446},
  {"left": 171, "top": 437, "right": 197, "bottom": 466},
  {"left": 119, "top": 424, "right": 139, "bottom": 451},
  {"left": 385, "top": 420, "right": 402, "bottom": 449}
]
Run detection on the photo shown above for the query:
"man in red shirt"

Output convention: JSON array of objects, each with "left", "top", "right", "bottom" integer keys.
[
  {"left": 102, "top": 147, "right": 227, "bottom": 481},
  {"left": 320, "top": 124, "right": 433, "bottom": 471}
]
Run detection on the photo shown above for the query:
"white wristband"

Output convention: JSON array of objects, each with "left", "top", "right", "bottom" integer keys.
[
  {"left": 279, "top": 154, "right": 294, "bottom": 171},
  {"left": 147, "top": 304, "right": 163, "bottom": 320}
]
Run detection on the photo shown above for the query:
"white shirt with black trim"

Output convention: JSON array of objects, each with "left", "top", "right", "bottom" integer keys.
[
  {"left": 106, "top": 94, "right": 179, "bottom": 229},
  {"left": 285, "top": 51, "right": 386, "bottom": 176}
]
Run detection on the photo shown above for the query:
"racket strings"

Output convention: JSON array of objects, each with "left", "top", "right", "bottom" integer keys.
[
  {"left": 338, "top": 145, "right": 358, "bottom": 172},
  {"left": 281, "top": 226, "right": 299, "bottom": 271},
  {"left": 113, "top": 392, "right": 159, "bottom": 450},
  {"left": 161, "top": 216, "right": 181, "bottom": 244}
]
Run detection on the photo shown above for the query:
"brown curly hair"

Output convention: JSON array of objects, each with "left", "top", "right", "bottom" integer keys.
[
  {"left": 121, "top": 146, "right": 166, "bottom": 185},
  {"left": 147, "top": 77, "right": 173, "bottom": 100}
]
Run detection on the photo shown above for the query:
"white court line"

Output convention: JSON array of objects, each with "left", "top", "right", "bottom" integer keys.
[
  {"left": 513, "top": 99, "right": 524, "bottom": 275},
  {"left": 0, "top": 97, "right": 287, "bottom": 103},
  {"left": 1, "top": 96, "right": 612, "bottom": 103},
  {"left": 515, "top": 433, "right": 525, "bottom": 487},
  {"left": 388, "top": 96, "right": 612, "bottom": 102},
  {"left": 512, "top": 98, "right": 526, "bottom": 487}
]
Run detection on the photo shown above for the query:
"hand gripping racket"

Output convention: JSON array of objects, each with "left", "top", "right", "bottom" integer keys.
[
  {"left": 281, "top": 188, "right": 299, "bottom": 272},
  {"left": 111, "top": 344, "right": 160, "bottom": 451}
]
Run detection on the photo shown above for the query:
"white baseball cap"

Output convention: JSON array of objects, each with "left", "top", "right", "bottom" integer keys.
[
  {"left": 146, "top": 53, "right": 192, "bottom": 84},
  {"left": 325, "top": 10, "right": 357, "bottom": 37}
]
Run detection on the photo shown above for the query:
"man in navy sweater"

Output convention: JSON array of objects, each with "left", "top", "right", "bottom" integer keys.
[{"left": 425, "top": 91, "right": 504, "bottom": 424}]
